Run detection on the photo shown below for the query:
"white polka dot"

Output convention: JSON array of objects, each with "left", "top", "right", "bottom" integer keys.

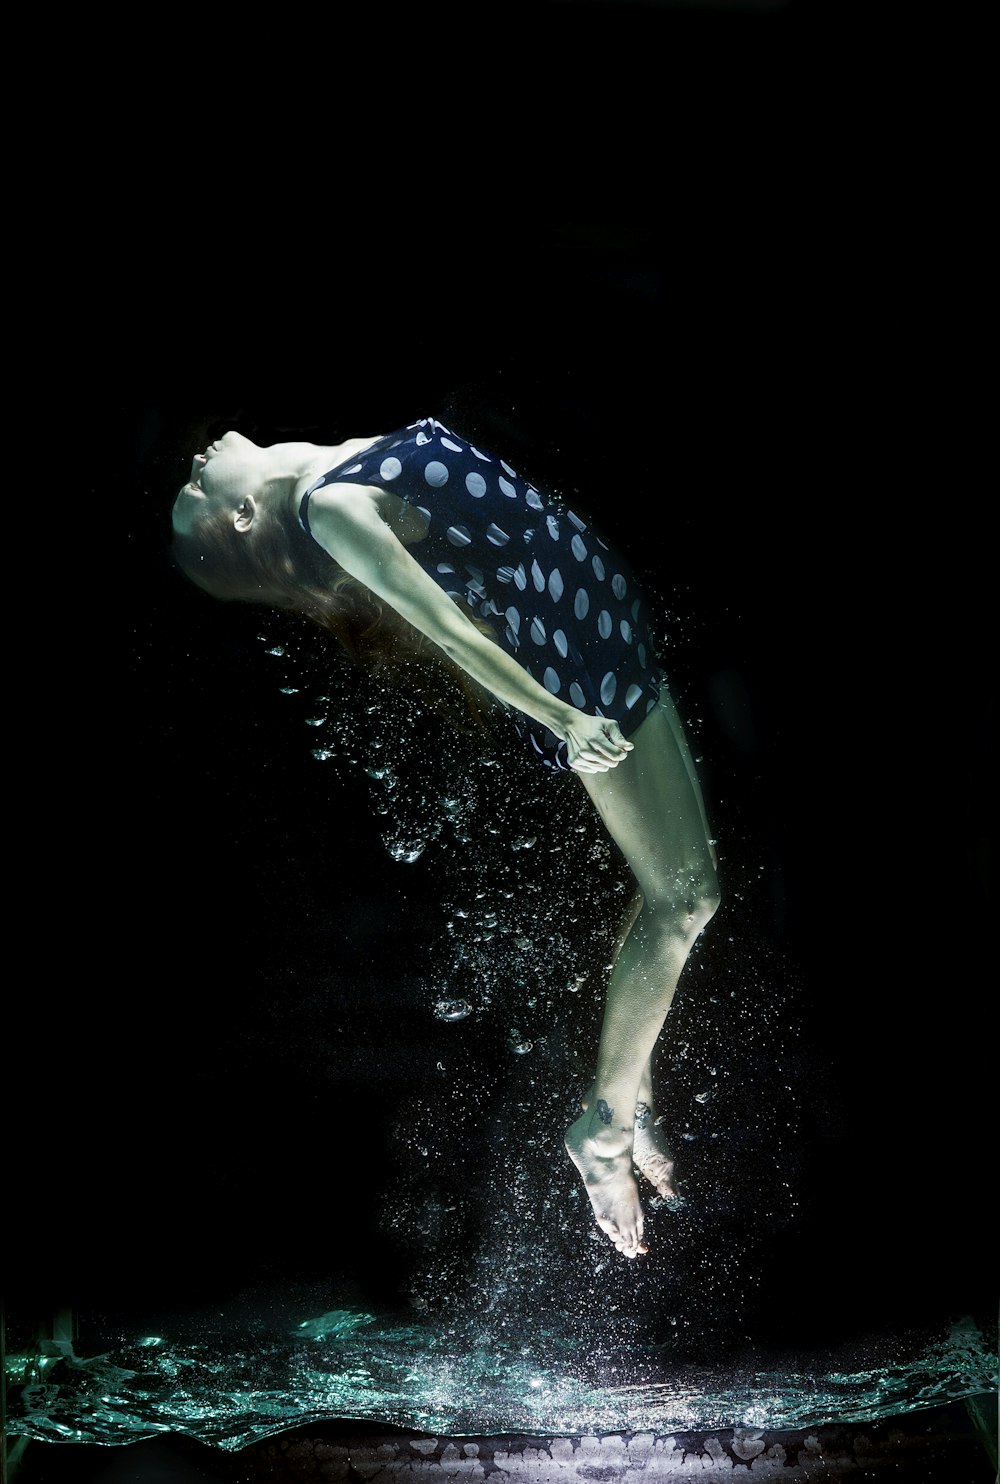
[
  {"left": 529, "top": 733, "right": 544, "bottom": 755},
  {"left": 546, "top": 515, "right": 560, "bottom": 541},
  {"left": 505, "top": 606, "right": 521, "bottom": 633},
  {"left": 553, "top": 629, "right": 569, "bottom": 657},
  {"left": 446, "top": 524, "right": 471, "bottom": 547},
  {"left": 424, "top": 461, "right": 449, "bottom": 487},
  {"left": 487, "top": 523, "right": 510, "bottom": 546},
  {"left": 380, "top": 457, "right": 402, "bottom": 480},
  {"left": 531, "top": 560, "right": 545, "bottom": 592},
  {"left": 501, "top": 459, "right": 518, "bottom": 477},
  {"left": 525, "top": 488, "right": 544, "bottom": 511},
  {"left": 592, "top": 554, "right": 605, "bottom": 582},
  {"left": 513, "top": 564, "right": 527, "bottom": 591},
  {"left": 530, "top": 616, "right": 546, "bottom": 645},
  {"left": 471, "top": 445, "right": 492, "bottom": 462},
  {"left": 600, "top": 671, "right": 617, "bottom": 705},
  {"left": 638, "top": 643, "right": 647, "bottom": 669},
  {"left": 568, "top": 510, "right": 587, "bottom": 533},
  {"left": 441, "top": 438, "right": 464, "bottom": 453},
  {"left": 499, "top": 477, "right": 517, "bottom": 498},
  {"left": 466, "top": 472, "right": 487, "bottom": 498},
  {"left": 416, "top": 507, "right": 431, "bottom": 522},
  {"left": 548, "top": 568, "right": 564, "bottom": 602},
  {"left": 620, "top": 619, "right": 633, "bottom": 643},
  {"left": 598, "top": 610, "right": 613, "bottom": 639},
  {"left": 496, "top": 565, "right": 516, "bottom": 583},
  {"left": 612, "top": 573, "right": 627, "bottom": 600},
  {"left": 436, "top": 563, "right": 456, "bottom": 574},
  {"left": 543, "top": 667, "right": 561, "bottom": 694},
  {"left": 631, "top": 598, "right": 641, "bottom": 621},
  {"left": 570, "top": 682, "right": 586, "bottom": 708},
  {"left": 481, "top": 599, "right": 499, "bottom": 617},
  {"left": 625, "top": 684, "right": 643, "bottom": 709},
  {"left": 415, "top": 430, "right": 432, "bottom": 446},
  {"left": 574, "top": 588, "right": 590, "bottom": 620},
  {"left": 572, "top": 535, "right": 588, "bottom": 562},
  {"left": 342, "top": 462, "right": 363, "bottom": 475}
]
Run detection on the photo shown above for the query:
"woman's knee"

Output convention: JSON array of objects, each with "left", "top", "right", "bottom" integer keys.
[
  {"left": 642, "top": 870, "right": 720, "bottom": 941},
  {"left": 684, "top": 880, "right": 721, "bottom": 939}
]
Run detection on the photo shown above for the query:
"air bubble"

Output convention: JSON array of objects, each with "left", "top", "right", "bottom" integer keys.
[
  {"left": 434, "top": 998, "right": 473, "bottom": 1022},
  {"left": 305, "top": 716, "right": 326, "bottom": 727},
  {"left": 311, "top": 748, "right": 335, "bottom": 762},
  {"left": 388, "top": 842, "right": 426, "bottom": 863},
  {"left": 508, "top": 1029, "right": 533, "bottom": 1054}
]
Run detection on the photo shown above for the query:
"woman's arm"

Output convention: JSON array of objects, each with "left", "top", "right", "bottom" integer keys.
[{"left": 305, "top": 485, "right": 633, "bottom": 773}]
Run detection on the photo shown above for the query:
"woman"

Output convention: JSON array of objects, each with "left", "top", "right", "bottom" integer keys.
[{"left": 172, "top": 417, "right": 720, "bottom": 1259}]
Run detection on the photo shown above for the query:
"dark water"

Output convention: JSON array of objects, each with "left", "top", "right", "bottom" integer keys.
[
  {"left": 22, "top": 222, "right": 995, "bottom": 1467},
  {"left": 8, "top": 622, "right": 996, "bottom": 1457}
]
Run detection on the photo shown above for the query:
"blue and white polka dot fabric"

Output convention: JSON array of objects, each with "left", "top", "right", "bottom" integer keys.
[{"left": 301, "top": 418, "right": 665, "bottom": 772}]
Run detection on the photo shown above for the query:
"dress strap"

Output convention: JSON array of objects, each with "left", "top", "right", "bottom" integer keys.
[{"left": 298, "top": 485, "right": 319, "bottom": 539}]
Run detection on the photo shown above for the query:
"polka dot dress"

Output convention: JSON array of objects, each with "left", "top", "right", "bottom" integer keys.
[{"left": 300, "top": 418, "right": 665, "bottom": 772}]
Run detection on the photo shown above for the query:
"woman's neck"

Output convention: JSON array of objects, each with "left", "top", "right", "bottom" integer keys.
[{"left": 281, "top": 436, "right": 384, "bottom": 486}]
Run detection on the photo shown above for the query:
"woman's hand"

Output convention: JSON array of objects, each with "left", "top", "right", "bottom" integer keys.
[{"left": 562, "top": 714, "right": 635, "bottom": 774}]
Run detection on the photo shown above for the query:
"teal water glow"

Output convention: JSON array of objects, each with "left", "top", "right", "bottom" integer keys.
[{"left": 6, "top": 1313, "right": 996, "bottom": 1451}]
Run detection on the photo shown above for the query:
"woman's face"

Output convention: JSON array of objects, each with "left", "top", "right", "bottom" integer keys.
[{"left": 172, "top": 431, "right": 268, "bottom": 535}]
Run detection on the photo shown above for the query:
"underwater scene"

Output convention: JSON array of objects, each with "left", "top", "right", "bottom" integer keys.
[
  {"left": 8, "top": 220, "right": 995, "bottom": 1481},
  {"left": 8, "top": 607, "right": 996, "bottom": 1467}
]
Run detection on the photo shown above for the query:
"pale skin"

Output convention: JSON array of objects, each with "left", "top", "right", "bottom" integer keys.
[{"left": 174, "top": 432, "right": 720, "bottom": 1259}]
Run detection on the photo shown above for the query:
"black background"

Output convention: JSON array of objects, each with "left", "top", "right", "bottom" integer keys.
[{"left": 12, "top": 0, "right": 993, "bottom": 1376}]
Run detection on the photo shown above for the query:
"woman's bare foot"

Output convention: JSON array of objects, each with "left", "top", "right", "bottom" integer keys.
[
  {"left": 565, "top": 1105, "right": 648, "bottom": 1258},
  {"left": 632, "top": 1101, "right": 677, "bottom": 1201},
  {"left": 581, "top": 1083, "right": 677, "bottom": 1203}
]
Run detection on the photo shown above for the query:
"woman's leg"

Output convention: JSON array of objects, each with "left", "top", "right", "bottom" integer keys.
[
  {"left": 581, "top": 891, "right": 681, "bottom": 1199},
  {"left": 564, "top": 698, "right": 720, "bottom": 1257},
  {"left": 580, "top": 893, "right": 675, "bottom": 1196}
]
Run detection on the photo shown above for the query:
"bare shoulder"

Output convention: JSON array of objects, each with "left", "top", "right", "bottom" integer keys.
[{"left": 309, "top": 481, "right": 429, "bottom": 548}]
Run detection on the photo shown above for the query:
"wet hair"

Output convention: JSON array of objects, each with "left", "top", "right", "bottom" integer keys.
[{"left": 171, "top": 497, "right": 501, "bottom": 734}]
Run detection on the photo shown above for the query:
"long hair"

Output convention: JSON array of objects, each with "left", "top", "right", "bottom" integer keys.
[{"left": 172, "top": 500, "right": 501, "bottom": 734}]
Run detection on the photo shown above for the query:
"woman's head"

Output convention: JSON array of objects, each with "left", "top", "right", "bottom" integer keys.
[{"left": 171, "top": 431, "right": 304, "bottom": 606}]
